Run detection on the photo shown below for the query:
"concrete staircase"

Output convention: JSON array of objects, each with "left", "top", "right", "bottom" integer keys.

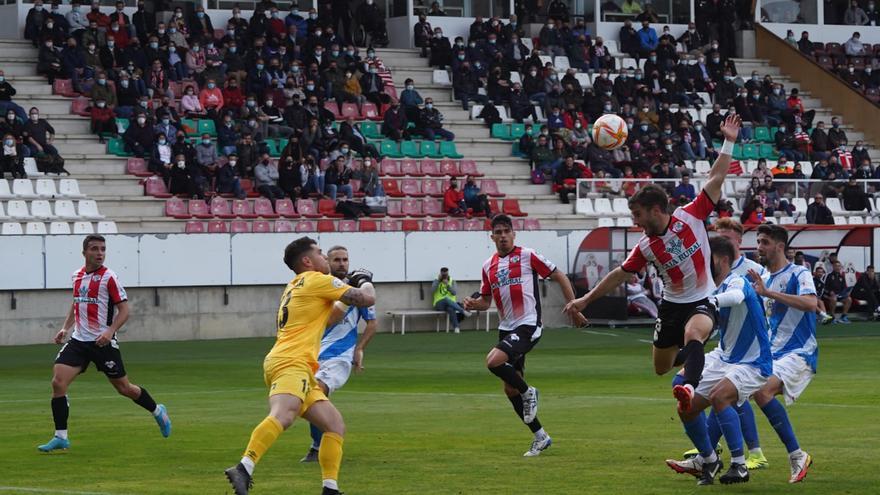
[{"left": 1, "top": 38, "right": 874, "bottom": 233}]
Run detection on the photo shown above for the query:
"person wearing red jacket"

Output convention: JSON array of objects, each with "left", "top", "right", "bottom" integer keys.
[
  {"left": 444, "top": 179, "right": 468, "bottom": 216},
  {"left": 90, "top": 97, "right": 116, "bottom": 144},
  {"left": 222, "top": 78, "right": 245, "bottom": 117},
  {"left": 199, "top": 79, "right": 225, "bottom": 120},
  {"left": 107, "top": 20, "right": 130, "bottom": 49},
  {"left": 562, "top": 110, "right": 588, "bottom": 130}
]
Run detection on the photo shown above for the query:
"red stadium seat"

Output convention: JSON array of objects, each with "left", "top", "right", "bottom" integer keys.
[
  {"left": 230, "top": 220, "right": 251, "bottom": 233},
  {"left": 382, "top": 179, "right": 404, "bottom": 197},
  {"left": 70, "top": 97, "right": 90, "bottom": 116},
  {"left": 324, "top": 101, "right": 342, "bottom": 119},
  {"left": 318, "top": 199, "right": 344, "bottom": 218},
  {"left": 420, "top": 159, "right": 442, "bottom": 177},
  {"left": 350, "top": 179, "right": 364, "bottom": 197},
  {"left": 239, "top": 178, "right": 259, "bottom": 197},
  {"left": 362, "top": 102, "right": 382, "bottom": 121},
  {"left": 317, "top": 219, "right": 336, "bottom": 232},
  {"left": 253, "top": 197, "right": 279, "bottom": 219},
  {"left": 400, "top": 179, "right": 425, "bottom": 197},
  {"left": 444, "top": 218, "right": 463, "bottom": 231},
  {"left": 387, "top": 200, "right": 404, "bottom": 218},
  {"left": 341, "top": 103, "right": 360, "bottom": 119},
  {"left": 338, "top": 220, "right": 358, "bottom": 232},
  {"left": 184, "top": 220, "right": 205, "bottom": 233},
  {"left": 401, "top": 219, "right": 421, "bottom": 231},
  {"left": 459, "top": 160, "right": 483, "bottom": 177},
  {"left": 503, "top": 199, "right": 527, "bottom": 217},
  {"left": 400, "top": 159, "right": 422, "bottom": 176},
  {"left": 274, "top": 220, "right": 294, "bottom": 232},
  {"left": 380, "top": 159, "right": 403, "bottom": 177},
  {"left": 384, "top": 84, "right": 398, "bottom": 100},
  {"left": 295, "top": 220, "right": 316, "bottom": 232},
  {"left": 189, "top": 199, "right": 213, "bottom": 219},
  {"left": 164, "top": 197, "right": 190, "bottom": 219},
  {"left": 440, "top": 160, "right": 462, "bottom": 177},
  {"left": 486, "top": 199, "right": 500, "bottom": 216},
  {"left": 275, "top": 199, "right": 299, "bottom": 218},
  {"left": 423, "top": 219, "right": 443, "bottom": 231},
  {"left": 524, "top": 218, "right": 541, "bottom": 230},
  {"left": 207, "top": 220, "right": 228, "bottom": 233},
  {"left": 232, "top": 199, "right": 257, "bottom": 219},
  {"left": 254, "top": 220, "right": 272, "bottom": 234},
  {"left": 402, "top": 198, "right": 425, "bottom": 217},
  {"left": 513, "top": 218, "right": 525, "bottom": 230},
  {"left": 359, "top": 219, "right": 379, "bottom": 232},
  {"left": 126, "top": 158, "right": 151, "bottom": 177},
  {"left": 144, "top": 176, "right": 171, "bottom": 198},
  {"left": 463, "top": 219, "right": 484, "bottom": 231},
  {"left": 423, "top": 199, "right": 444, "bottom": 217},
  {"left": 381, "top": 218, "right": 400, "bottom": 231},
  {"left": 481, "top": 180, "right": 505, "bottom": 197},
  {"left": 296, "top": 199, "right": 320, "bottom": 218},
  {"left": 422, "top": 179, "right": 444, "bottom": 197},
  {"left": 210, "top": 197, "right": 235, "bottom": 219},
  {"left": 52, "top": 79, "right": 77, "bottom": 97}
]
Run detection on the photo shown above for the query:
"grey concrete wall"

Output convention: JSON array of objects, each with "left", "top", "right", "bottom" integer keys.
[{"left": 0, "top": 281, "right": 571, "bottom": 346}]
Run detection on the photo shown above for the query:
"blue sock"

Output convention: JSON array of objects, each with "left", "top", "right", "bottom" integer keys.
[
  {"left": 683, "top": 415, "right": 714, "bottom": 458},
  {"left": 735, "top": 401, "right": 760, "bottom": 450},
  {"left": 309, "top": 423, "right": 322, "bottom": 450},
  {"left": 671, "top": 374, "right": 687, "bottom": 388},
  {"left": 706, "top": 409, "right": 722, "bottom": 448},
  {"left": 716, "top": 406, "right": 745, "bottom": 460},
  {"left": 760, "top": 398, "right": 800, "bottom": 453}
]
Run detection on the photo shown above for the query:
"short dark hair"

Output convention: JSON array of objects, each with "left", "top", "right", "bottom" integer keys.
[
  {"left": 628, "top": 184, "right": 669, "bottom": 211},
  {"left": 327, "top": 245, "right": 347, "bottom": 256},
  {"left": 283, "top": 236, "right": 318, "bottom": 271},
  {"left": 82, "top": 234, "right": 105, "bottom": 251},
  {"left": 757, "top": 224, "right": 788, "bottom": 245},
  {"left": 491, "top": 214, "right": 513, "bottom": 231},
  {"left": 709, "top": 235, "right": 736, "bottom": 263}
]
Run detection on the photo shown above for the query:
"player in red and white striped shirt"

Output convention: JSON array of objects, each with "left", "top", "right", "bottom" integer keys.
[
  {"left": 463, "top": 215, "right": 586, "bottom": 457},
  {"left": 37, "top": 235, "right": 171, "bottom": 453},
  {"left": 565, "top": 115, "right": 742, "bottom": 412}
]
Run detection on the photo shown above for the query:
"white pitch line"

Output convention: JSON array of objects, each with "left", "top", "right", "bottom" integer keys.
[
  {"left": 0, "top": 487, "right": 125, "bottom": 495},
  {"left": 583, "top": 330, "right": 620, "bottom": 337},
  {"left": 638, "top": 339, "right": 654, "bottom": 344}
]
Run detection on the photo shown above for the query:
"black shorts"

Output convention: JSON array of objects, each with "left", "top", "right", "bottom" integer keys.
[
  {"left": 654, "top": 298, "right": 718, "bottom": 349},
  {"left": 55, "top": 338, "right": 127, "bottom": 379},
  {"left": 495, "top": 325, "right": 542, "bottom": 373}
]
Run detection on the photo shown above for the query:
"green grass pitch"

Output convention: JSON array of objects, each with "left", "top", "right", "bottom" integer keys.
[{"left": 1, "top": 323, "right": 878, "bottom": 494}]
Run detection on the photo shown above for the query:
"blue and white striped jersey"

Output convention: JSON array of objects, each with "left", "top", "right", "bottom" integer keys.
[
  {"left": 765, "top": 263, "right": 818, "bottom": 372},
  {"left": 731, "top": 254, "right": 765, "bottom": 279},
  {"left": 716, "top": 273, "right": 774, "bottom": 377},
  {"left": 318, "top": 304, "right": 376, "bottom": 363}
]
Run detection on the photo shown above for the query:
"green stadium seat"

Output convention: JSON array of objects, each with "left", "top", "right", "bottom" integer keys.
[
  {"left": 422, "top": 140, "right": 443, "bottom": 159},
  {"left": 264, "top": 139, "right": 280, "bottom": 157},
  {"left": 754, "top": 127, "right": 771, "bottom": 142},
  {"left": 440, "top": 141, "right": 463, "bottom": 159},
  {"left": 491, "top": 123, "right": 511, "bottom": 140},
  {"left": 361, "top": 121, "right": 382, "bottom": 139},
  {"left": 530, "top": 124, "right": 544, "bottom": 136},
  {"left": 759, "top": 143, "right": 777, "bottom": 159},
  {"left": 115, "top": 117, "right": 129, "bottom": 134},
  {"left": 731, "top": 144, "right": 744, "bottom": 160},
  {"left": 380, "top": 140, "right": 403, "bottom": 158},
  {"left": 180, "top": 119, "right": 198, "bottom": 136},
  {"left": 197, "top": 119, "right": 217, "bottom": 137},
  {"left": 510, "top": 123, "right": 526, "bottom": 139},
  {"left": 107, "top": 138, "right": 132, "bottom": 157},
  {"left": 512, "top": 141, "right": 526, "bottom": 158},
  {"left": 743, "top": 143, "right": 760, "bottom": 160},
  {"left": 401, "top": 140, "right": 423, "bottom": 158}
]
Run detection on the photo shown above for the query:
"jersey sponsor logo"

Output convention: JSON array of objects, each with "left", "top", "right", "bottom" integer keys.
[
  {"left": 74, "top": 285, "right": 98, "bottom": 304},
  {"left": 491, "top": 267, "right": 523, "bottom": 290},
  {"left": 671, "top": 220, "right": 684, "bottom": 234},
  {"left": 661, "top": 239, "right": 702, "bottom": 271},
  {"left": 92, "top": 274, "right": 102, "bottom": 282},
  {"left": 510, "top": 255, "right": 521, "bottom": 263}
]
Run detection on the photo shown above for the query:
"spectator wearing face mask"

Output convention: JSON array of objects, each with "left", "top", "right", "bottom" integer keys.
[
  {"left": 180, "top": 85, "right": 205, "bottom": 118},
  {"left": 0, "top": 71, "right": 26, "bottom": 122},
  {"left": 443, "top": 179, "right": 468, "bottom": 216},
  {"left": 414, "top": 14, "right": 432, "bottom": 58},
  {"left": 382, "top": 101, "right": 408, "bottom": 141},
  {"left": 828, "top": 117, "right": 848, "bottom": 149},
  {"left": 89, "top": 98, "right": 115, "bottom": 143},
  {"left": 148, "top": 131, "right": 174, "bottom": 177},
  {"left": 195, "top": 133, "right": 219, "bottom": 178},
  {"left": 23, "top": 107, "right": 64, "bottom": 165},
  {"left": 1, "top": 132, "right": 26, "bottom": 178},
  {"left": 417, "top": 98, "right": 455, "bottom": 141},
  {"left": 254, "top": 153, "right": 284, "bottom": 205},
  {"left": 845, "top": 3, "right": 869, "bottom": 25},
  {"left": 324, "top": 156, "right": 353, "bottom": 201},
  {"left": 428, "top": 29, "right": 452, "bottom": 68},
  {"left": 359, "top": 64, "right": 388, "bottom": 111},
  {"left": 169, "top": 152, "right": 206, "bottom": 199},
  {"left": 358, "top": 157, "right": 384, "bottom": 197}
]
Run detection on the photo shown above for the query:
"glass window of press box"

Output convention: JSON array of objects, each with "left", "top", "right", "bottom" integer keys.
[
  {"left": 412, "top": 0, "right": 512, "bottom": 17},
  {"left": 600, "top": 0, "right": 691, "bottom": 25},
  {"left": 758, "top": 0, "right": 819, "bottom": 24}
]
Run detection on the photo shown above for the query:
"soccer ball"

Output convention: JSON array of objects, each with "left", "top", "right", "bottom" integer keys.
[{"left": 591, "top": 114, "right": 628, "bottom": 151}]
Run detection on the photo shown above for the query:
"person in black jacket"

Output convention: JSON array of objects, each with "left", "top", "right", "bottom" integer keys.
[
  {"left": 169, "top": 152, "right": 206, "bottom": 199},
  {"left": 619, "top": 19, "right": 640, "bottom": 58},
  {"left": 123, "top": 113, "right": 153, "bottom": 156},
  {"left": 417, "top": 99, "right": 455, "bottom": 141},
  {"left": 851, "top": 265, "right": 880, "bottom": 318},
  {"left": 338, "top": 117, "right": 379, "bottom": 159},
  {"left": 452, "top": 62, "right": 488, "bottom": 111},
  {"left": 382, "top": 101, "right": 407, "bottom": 141},
  {"left": 554, "top": 157, "right": 581, "bottom": 203},
  {"left": 428, "top": 28, "right": 452, "bottom": 68},
  {"left": 1, "top": 133, "right": 26, "bottom": 178},
  {"left": 842, "top": 176, "right": 874, "bottom": 212},
  {"left": 414, "top": 14, "right": 432, "bottom": 57},
  {"left": 806, "top": 193, "right": 835, "bottom": 224}
]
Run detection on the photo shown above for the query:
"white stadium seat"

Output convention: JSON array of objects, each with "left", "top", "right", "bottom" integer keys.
[
  {"left": 597, "top": 217, "right": 615, "bottom": 227},
  {"left": 848, "top": 216, "right": 865, "bottom": 224},
  {"left": 77, "top": 200, "right": 104, "bottom": 219},
  {"left": 72, "top": 221, "right": 95, "bottom": 234},
  {"left": 1, "top": 222, "right": 22, "bottom": 235},
  {"left": 574, "top": 73, "right": 592, "bottom": 88},
  {"left": 576, "top": 197, "right": 594, "bottom": 215},
  {"left": 521, "top": 38, "right": 534, "bottom": 51},
  {"left": 35, "top": 179, "right": 57, "bottom": 198},
  {"left": 616, "top": 217, "right": 634, "bottom": 227},
  {"left": 0, "top": 202, "right": 5, "bottom": 220},
  {"left": 496, "top": 105, "right": 513, "bottom": 123},
  {"left": 694, "top": 160, "right": 711, "bottom": 175},
  {"left": 470, "top": 104, "right": 484, "bottom": 120},
  {"left": 96, "top": 221, "right": 118, "bottom": 234},
  {"left": 604, "top": 40, "right": 620, "bottom": 56},
  {"left": 54, "top": 200, "right": 79, "bottom": 219},
  {"left": 593, "top": 198, "right": 613, "bottom": 215},
  {"left": 538, "top": 55, "right": 553, "bottom": 67},
  {"left": 432, "top": 69, "right": 451, "bottom": 86},
  {"left": 0, "top": 180, "right": 12, "bottom": 199},
  {"left": 554, "top": 56, "right": 571, "bottom": 70},
  {"left": 59, "top": 179, "right": 85, "bottom": 198},
  {"left": 779, "top": 216, "right": 795, "bottom": 224},
  {"left": 30, "top": 200, "right": 54, "bottom": 219},
  {"left": 833, "top": 216, "right": 847, "bottom": 225},
  {"left": 25, "top": 222, "right": 47, "bottom": 235},
  {"left": 49, "top": 221, "right": 72, "bottom": 234},
  {"left": 799, "top": 161, "right": 813, "bottom": 176},
  {"left": 792, "top": 198, "right": 808, "bottom": 214},
  {"left": 12, "top": 179, "right": 36, "bottom": 198},
  {"left": 620, "top": 57, "right": 638, "bottom": 70},
  {"left": 23, "top": 157, "right": 43, "bottom": 177},
  {"left": 612, "top": 198, "right": 629, "bottom": 215},
  {"left": 509, "top": 71, "right": 522, "bottom": 84},
  {"left": 6, "top": 200, "right": 30, "bottom": 220}
]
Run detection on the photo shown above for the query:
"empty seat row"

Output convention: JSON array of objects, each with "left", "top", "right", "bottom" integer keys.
[
  {"left": 376, "top": 140, "right": 464, "bottom": 159},
  {"left": 183, "top": 217, "right": 541, "bottom": 234},
  {"left": 576, "top": 197, "right": 633, "bottom": 217},
  {"left": 1, "top": 221, "right": 117, "bottom": 235},
  {"left": 379, "top": 158, "right": 483, "bottom": 177},
  {"left": 383, "top": 178, "right": 505, "bottom": 198},
  {"left": 0, "top": 200, "right": 103, "bottom": 221},
  {"left": 0, "top": 179, "right": 85, "bottom": 199}
]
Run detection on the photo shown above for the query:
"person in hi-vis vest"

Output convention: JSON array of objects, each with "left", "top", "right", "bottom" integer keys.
[{"left": 432, "top": 267, "right": 471, "bottom": 333}]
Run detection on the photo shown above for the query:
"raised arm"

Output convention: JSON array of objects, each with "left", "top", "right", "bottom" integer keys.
[{"left": 703, "top": 114, "right": 742, "bottom": 203}]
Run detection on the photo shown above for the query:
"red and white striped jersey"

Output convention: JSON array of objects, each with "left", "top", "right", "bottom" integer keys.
[
  {"left": 621, "top": 191, "right": 715, "bottom": 304},
  {"left": 70, "top": 266, "right": 128, "bottom": 342},
  {"left": 480, "top": 246, "right": 557, "bottom": 331}
]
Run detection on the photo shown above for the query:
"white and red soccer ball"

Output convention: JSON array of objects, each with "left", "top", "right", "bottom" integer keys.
[{"left": 591, "top": 114, "right": 628, "bottom": 151}]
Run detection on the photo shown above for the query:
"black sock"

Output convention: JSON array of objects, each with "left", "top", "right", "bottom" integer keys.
[
  {"left": 51, "top": 396, "right": 69, "bottom": 431},
  {"left": 508, "top": 395, "right": 543, "bottom": 433},
  {"left": 133, "top": 387, "right": 157, "bottom": 413},
  {"left": 489, "top": 363, "right": 529, "bottom": 394},
  {"left": 673, "top": 347, "right": 688, "bottom": 367},
  {"left": 682, "top": 340, "right": 706, "bottom": 387}
]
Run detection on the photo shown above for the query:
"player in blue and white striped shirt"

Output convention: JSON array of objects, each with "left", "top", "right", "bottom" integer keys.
[
  {"left": 748, "top": 224, "right": 816, "bottom": 484},
  {"left": 666, "top": 236, "right": 772, "bottom": 485},
  {"left": 300, "top": 246, "right": 378, "bottom": 463}
]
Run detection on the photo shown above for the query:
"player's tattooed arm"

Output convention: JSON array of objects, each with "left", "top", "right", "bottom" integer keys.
[{"left": 340, "top": 284, "right": 376, "bottom": 308}]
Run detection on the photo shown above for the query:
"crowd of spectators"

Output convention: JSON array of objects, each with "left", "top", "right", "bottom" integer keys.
[{"left": 793, "top": 29, "right": 880, "bottom": 103}]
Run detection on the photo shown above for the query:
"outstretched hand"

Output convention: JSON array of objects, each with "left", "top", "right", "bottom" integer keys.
[
  {"left": 720, "top": 114, "right": 742, "bottom": 142},
  {"left": 747, "top": 269, "right": 767, "bottom": 296}
]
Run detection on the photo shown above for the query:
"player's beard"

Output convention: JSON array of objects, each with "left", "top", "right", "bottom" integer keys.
[{"left": 331, "top": 269, "right": 348, "bottom": 280}]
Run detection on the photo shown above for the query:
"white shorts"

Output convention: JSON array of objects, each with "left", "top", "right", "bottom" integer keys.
[
  {"left": 315, "top": 358, "right": 353, "bottom": 394},
  {"left": 772, "top": 353, "right": 814, "bottom": 405},
  {"left": 696, "top": 361, "right": 768, "bottom": 407}
]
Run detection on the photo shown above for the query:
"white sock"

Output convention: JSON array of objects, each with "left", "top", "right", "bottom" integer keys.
[
  {"left": 702, "top": 452, "right": 718, "bottom": 463},
  {"left": 732, "top": 455, "right": 746, "bottom": 464},
  {"left": 534, "top": 428, "right": 547, "bottom": 440},
  {"left": 789, "top": 448, "right": 803, "bottom": 459},
  {"left": 55, "top": 429, "right": 68, "bottom": 440},
  {"left": 152, "top": 406, "right": 161, "bottom": 417},
  {"left": 240, "top": 456, "right": 255, "bottom": 476},
  {"left": 323, "top": 479, "right": 339, "bottom": 491},
  {"left": 749, "top": 447, "right": 763, "bottom": 456}
]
